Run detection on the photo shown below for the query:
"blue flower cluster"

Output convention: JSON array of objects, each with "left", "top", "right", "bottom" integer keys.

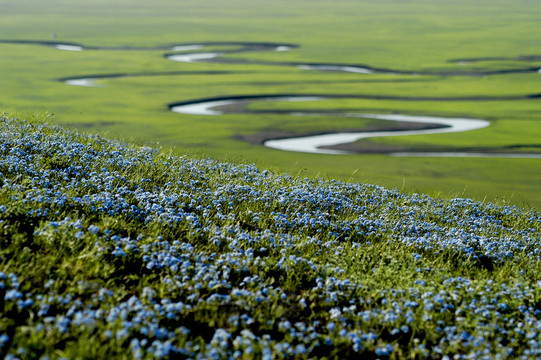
[{"left": 0, "top": 116, "right": 540, "bottom": 358}]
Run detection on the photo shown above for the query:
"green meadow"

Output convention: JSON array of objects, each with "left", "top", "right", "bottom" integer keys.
[{"left": 1, "top": 0, "right": 541, "bottom": 207}]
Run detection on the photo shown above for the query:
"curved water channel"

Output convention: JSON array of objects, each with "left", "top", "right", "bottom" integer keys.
[
  {"left": 169, "top": 95, "right": 490, "bottom": 155},
  {"left": 168, "top": 94, "right": 541, "bottom": 157},
  {"left": 5, "top": 39, "right": 537, "bottom": 80},
  {"left": 3, "top": 39, "right": 541, "bottom": 157}
]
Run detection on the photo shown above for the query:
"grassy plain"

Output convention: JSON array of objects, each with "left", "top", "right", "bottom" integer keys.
[{"left": 1, "top": 0, "right": 541, "bottom": 207}]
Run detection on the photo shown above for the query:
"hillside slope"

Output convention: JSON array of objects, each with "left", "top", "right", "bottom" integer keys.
[{"left": 0, "top": 116, "right": 540, "bottom": 359}]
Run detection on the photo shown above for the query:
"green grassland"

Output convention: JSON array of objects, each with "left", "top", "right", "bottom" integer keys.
[{"left": 1, "top": 0, "right": 541, "bottom": 207}]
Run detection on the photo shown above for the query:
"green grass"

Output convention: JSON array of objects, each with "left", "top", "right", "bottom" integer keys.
[
  {"left": 1, "top": 0, "right": 540, "bottom": 208},
  {"left": 0, "top": 116, "right": 540, "bottom": 358}
]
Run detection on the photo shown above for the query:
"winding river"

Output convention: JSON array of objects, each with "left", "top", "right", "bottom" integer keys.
[
  {"left": 170, "top": 95, "right": 490, "bottom": 155},
  {"left": 167, "top": 94, "right": 541, "bottom": 156},
  {"left": 265, "top": 113, "right": 490, "bottom": 155},
  {"left": 3, "top": 39, "right": 541, "bottom": 157}
]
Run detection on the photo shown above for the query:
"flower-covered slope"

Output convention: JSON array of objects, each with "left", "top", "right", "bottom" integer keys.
[{"left": 0, "top": 116, "right": 540, "bottom": 359}]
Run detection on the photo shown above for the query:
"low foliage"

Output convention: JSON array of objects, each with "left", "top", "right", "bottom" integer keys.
[{"left": 0, "top": 116, "right": 540, "bottom": 359}]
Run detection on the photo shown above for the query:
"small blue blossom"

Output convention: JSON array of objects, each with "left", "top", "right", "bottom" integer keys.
[
  {"left": 0, "top": 117, "right": 540, "bottom": 359},
  {"left": 0, "top": 334, "right": 9, "bottom": 348}
]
